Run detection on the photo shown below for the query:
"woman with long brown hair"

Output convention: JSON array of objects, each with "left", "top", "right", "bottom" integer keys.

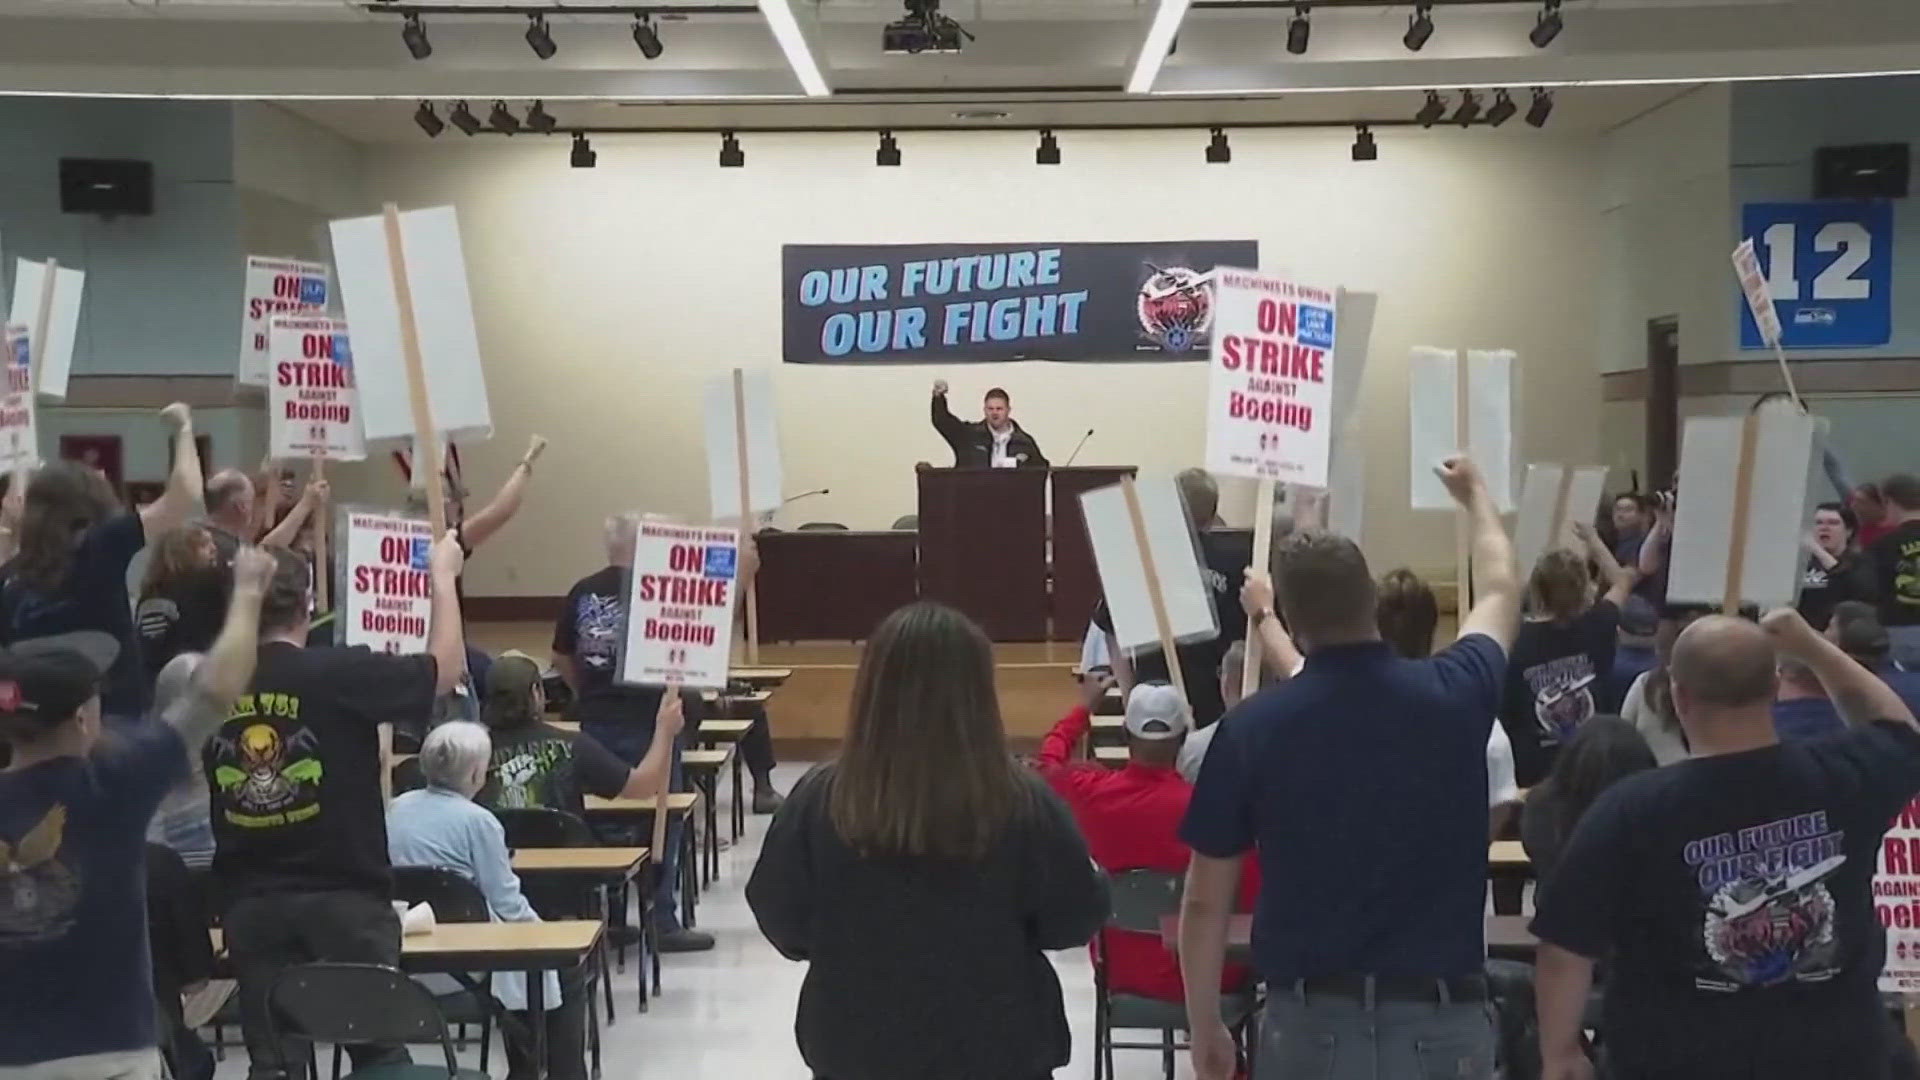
[
  {"left": 135, "top": 524, "right": 227, "bottom": 684},
  {"left": 747, "top": 601, "right": 1108, "bottom": 1080}
]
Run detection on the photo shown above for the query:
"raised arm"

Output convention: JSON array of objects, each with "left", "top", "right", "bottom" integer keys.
[
  {"left": 458, "top": 435, "right": 546, "bottom": 552},
  {"left": 163, "top": 546, "right": 272, "bottom": 749},
  {"left": 1638, "top": 494, "right": 1673, "bottom": 581},
  {"left": 1438, "top": 457, "right": 1521, "bottom": 652},
  {"left": 617, "top": 690, "right": 688, "bottom": 800},
  {"left": 929, "top": 380, "right": 965, "bottom": 446},
  {"left": 140, "top": 403, "right": 205, "bottom": 540},
  {"left": 260, "top": 479, "right": 326, "bottom": 549},
  {"left": 426, "top": 534, "right": 467, "bottom": 695},
  {"left": 1241, "top": 569, "right": 1304, "bottom": 678},
  {"left": 1763, "top": 606, "right": 1915, "bottom": 729},
  {"left": 1574, "top": 521, "right": 1636, "bottom": 609}
]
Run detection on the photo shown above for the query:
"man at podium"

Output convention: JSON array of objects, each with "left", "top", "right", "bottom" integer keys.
[{"left": 930, "top": 381, "right": 1049, "bottom": 469}]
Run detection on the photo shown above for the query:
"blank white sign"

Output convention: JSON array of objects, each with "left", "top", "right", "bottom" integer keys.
[
  {"left": 1667, "top": 413, "right": 1817, "bottom": 610},
  {"left": 704, "top": 370, "right": 785, "bottom": 526},
  {"left": 8, "top": 259, "right": 84, "bottom": 402},
  {"left": 1081, "top": 476, "right": 1218, "bottom": 654},
  {"left": 1512, "top": 463, "right": 1566, "bottom": 579},
  {"left": 329, "top": 206, "right": 492, "bottom": 445},
  {"left": 1408, "top": 347, "right": 1515, "bottom": 511}
]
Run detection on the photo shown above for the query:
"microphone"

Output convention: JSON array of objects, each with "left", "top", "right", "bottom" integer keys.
[
  {"left": 782, "top": 488, "right": 829, "bottom": 506},
  {"left": 1063, "top": 429, "right": 1095, "bottom": 468}
]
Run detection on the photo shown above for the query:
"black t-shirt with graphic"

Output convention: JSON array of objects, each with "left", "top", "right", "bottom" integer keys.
[
  {"left": 1499, "top": 600, "right": 1620, "bottom": 788},
  {"left": 478, "top": 720, "right": 632, "bottom": 819},
  {"left": 553, "top": 565, "right": 656, "bottom": 725},
  {"left": 1872, "top": 521, "right": 1920, "bottom": 628},
  {"left": 205, "top": 642, "right": 438, "bottom": 901},
  {"left": 136, "top": 568, "right": 230, "bottom": 685},
  {"left": 1797, "top": 552, "right": 1876, "bottom": 631},
  {"left": 1532, "top": 721, "right": 1920, "bottom": 1079}
]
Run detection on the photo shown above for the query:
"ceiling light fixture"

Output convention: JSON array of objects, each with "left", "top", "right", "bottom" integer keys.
[
  {"left": 1205, "top": 126, "right": 1230, "bottom": 164},
  {"left": 1530, "top": 0, "right": 1563, "bottom": 49},
  {"left": 1451, "top": 89, "right": 1481, "bottom": 127},
  {"left": 758, "top": 0, "right": 831, "bottom": 97},
  {"left": 1414, "top": 90, "right": 1446, "bottom": 127},
  {"left": 570, "top": 132, "right": 597, "bottom": 167},
  {"left": 1036, "top": 129, "right": 1060, "bottom": 165},
  {"left": 1127, "top": 0, "right": 1194, "bottom": 94},
  {"left": 447, "top": 100, "right": 482, "bottom": 136},
  {"left": 525, "top": 100, "right": 557, "bottom": 134},
  {"left": 1351, "top": 124, "right": 1376, "bottom": 161},
  {"left": 1484, "top": 88, "right": 1517, "bottom": 126},
  {"left": 1525, "top": 86, "right": 1554, "bottom": 127},
  {"left": 1403, "top": 2, "right": 1434, "bottom": 52},
  {"left": 720, "top": 131, "right": 744, "bottom": 167},
  {"left": 876, "top": 130, "right": 901, "bottom": 166},
  {"left": 401, "top": 13, "right": 432, "bottom": 60},
  {"left": 1286, "top": 3, "right": 1310, "bottom": 55},
  {"left": 413, "top": 101, "right": 443, "bottom": 137},
  {"left": 632, "top": 13, "right": 665, "bottom": 59},
  {"left": 489, "top": 100, "right": 521, "bottom": 134},
  {"left": 525, "top": 13, "right": 558, "bottom": 59}
]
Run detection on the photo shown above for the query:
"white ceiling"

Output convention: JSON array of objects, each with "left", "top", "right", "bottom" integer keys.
[{"left": 0, "top": 0, "right": 1914, "bottom": 137}]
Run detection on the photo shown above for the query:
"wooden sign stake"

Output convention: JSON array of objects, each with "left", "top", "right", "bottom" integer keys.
[
  {"left": 732, "top": 368, "right": 760, "bottom": 665},
  {"left": 1242, "top": 479, "right": 1275, "bottom": 700},
  {"left": 650, "top": 686, "right": 675, "bottom": 881},
  {"left": 1722, "top": 413, "right": 1761, "bottom": 614},
  {"left": 309, "top": 458, "right": 330, "bottom": 613},
  {"left": 1454, "top": 356, "right": 1474, "bottom": 617},
  {"left": 1548, "top": 467, "right": 1575, "bottom": 556},
  {"left": 1121, "top": 475, "right": 1190, "bottom": 713}
]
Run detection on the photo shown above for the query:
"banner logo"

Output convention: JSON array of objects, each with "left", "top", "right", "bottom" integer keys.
[{"left": 1136, "top": 265, "right": 1215, "bottom": 354}]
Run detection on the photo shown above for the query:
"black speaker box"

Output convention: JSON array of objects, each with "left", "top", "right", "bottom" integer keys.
[
  {"left": 1814, "top": 143, "right": 1908, "bottom": 200},
  {"left": 59, "top": 158, "right": 153, "bottom": 216}
]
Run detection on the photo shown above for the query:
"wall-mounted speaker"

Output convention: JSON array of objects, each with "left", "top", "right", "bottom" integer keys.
[
  {"left": 1814, "top": 143, "right": 1908, "bottom": 200},
  {"left": 59, "top": 158, "right": 153, "bottom": 216}
]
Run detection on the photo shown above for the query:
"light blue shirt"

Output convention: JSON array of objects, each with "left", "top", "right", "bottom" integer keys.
[{"left": 387, "top": 786, "right": 558, "bottom": 1011}]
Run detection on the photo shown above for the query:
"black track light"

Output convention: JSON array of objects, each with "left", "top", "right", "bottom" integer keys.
[
  {"left": 1452, "top": 90, "right": 1481, "bottom": 127},
  {"left": 401, "top": 13, "right": 432, "bottom": 60},
  {"left": 1403, "top": 2, "right": 1434, "bottom": 51},
  {"left": 525, "top": 13, "right": 557, "bottom": 59},
  {"left": 570, "top": 132, "right": 597, "bottom": 168},
  {"left": 1351, "top": 125, "right": 1376, "bottom": 162},
  {"left": 632, "top": 14, "right": 664, "bottom": 59},
  {"left": 447, "top": 101, "right": 482, "bottom": 136},
  {"left": 720, "top": 132, "right": 744, "bottom": 167},
  {"left": 1286, "top": 4, "right": 1310, "bottom": 55},
  {"left": 1415, "top": 90, "right": 1446, "bottom": 128},
  {"left": 1484, "top": 89, "right": 1517, "bottom": 127},
  {"left": 1529, "top": 0, "right": 1563, "bottom": 48},
  {"left": 876, "top": 131, "right": 901, "bottom": 167},
  {"left": 1525, "top": 87, "right": 1554, "bottom": 128},
  {"left": 1205, "top": 127, "right": 1231, "bottom": 164},
  {"left": 525, "top": 101, "right": 557, "bottom": 134},
  {"left": 413, "top": 101, "right": 444, "bottom": 138},
  {"left": 489, "top": 100, "right": 521, "bottom": 134},
  {"left": 1035, "top": 130, "right": 1060, "bottom": 165}
]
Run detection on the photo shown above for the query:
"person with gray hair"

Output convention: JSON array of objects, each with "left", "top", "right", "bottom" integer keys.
[
  {"left": 1533, "top": 609, "right": 1920, "bottom": 1080},
  {"left": 388, "top": 721, "right": 586, "bottom": 1080}
]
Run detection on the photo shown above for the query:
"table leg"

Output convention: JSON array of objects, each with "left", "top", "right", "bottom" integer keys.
[
  {"left": 731, "top": 744, "right": 744, "bottom": 843},
  {"left": 680, "top": 816, "right": 697, "bottom": 929},
  {"left": 529, "top": 965, "right": 546, "bottom": 1080},
  {"left": 703, "top": 775, "right": 719, "bottom": 885}
]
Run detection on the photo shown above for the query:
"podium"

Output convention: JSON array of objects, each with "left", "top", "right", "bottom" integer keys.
[
  {"left": 1049, "top": 466, "right": 1138, "bottom": 643},
  {"left": 917, "top": 467, "right": 1049, "bottom": 641}
]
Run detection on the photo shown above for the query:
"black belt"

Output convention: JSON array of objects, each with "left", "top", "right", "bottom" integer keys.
[{"left": 1289, "top": 973, "right": 1489, "bottom": 1005}]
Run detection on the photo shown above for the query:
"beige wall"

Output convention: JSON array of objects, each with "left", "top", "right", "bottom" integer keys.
[{"left": 329, "top": 126, "right": 1606, "bottom": 597}]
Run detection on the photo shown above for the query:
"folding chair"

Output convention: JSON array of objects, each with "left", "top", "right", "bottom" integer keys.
[
  {"left": 267, "top": 962, "right": 489, "bottom": 1080},
  {"left": 1092, "top": 869, "right": 1258, "bottom": 1080},
  {"left": 495, "top": 807, "right": 627, "bottom": 1022},
  {"left": 388, "top": 868, "right": 493, "bottom": 1074}
]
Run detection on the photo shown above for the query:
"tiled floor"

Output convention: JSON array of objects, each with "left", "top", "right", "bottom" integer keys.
[{"left": 215, "top": 761, "right": 1199, "bottom": 1080}]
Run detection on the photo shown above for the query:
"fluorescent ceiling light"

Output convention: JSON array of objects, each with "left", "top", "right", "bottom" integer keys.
[
  {"left": 758, "top": 0, "right": 830, "bottom": 98},
  {"left": 1126, "top": 0, "right": 1193, "bottom": 95}
]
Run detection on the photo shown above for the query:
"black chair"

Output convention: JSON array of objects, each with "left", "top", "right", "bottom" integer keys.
[
  {"left": 268, "top": 962, "right": 489, "bottom": 1080},
  {"left": 891, "top": 514, "right": 918, "bottom": 530},
  {"left": 495, "top": 807, "right": 596, "bottom": 849},
  {"left": 494, "top": 807, "right": 622, "bottom": 1031},
  {"left": 796, "top": 521, "right": 849, "bottom": 531},
  {"left": 1093, "top": 870, "right": 1257, "bottom": 1080},
  {"left": 389, "top": 868, "right": 492, "bottom": 1072}
]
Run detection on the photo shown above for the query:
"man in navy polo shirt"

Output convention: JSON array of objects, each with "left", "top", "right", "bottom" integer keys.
[{"left": 1178, "top": 456, "right": 1520, "bottom": 1080}]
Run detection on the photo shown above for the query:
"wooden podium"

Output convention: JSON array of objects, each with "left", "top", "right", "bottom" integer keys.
[
  {"left": 1049, "top": 466, "right": 1137, "bottom": 643},
  {"left": 917, "top": 467, "right": 1049, "bottom": 641}
]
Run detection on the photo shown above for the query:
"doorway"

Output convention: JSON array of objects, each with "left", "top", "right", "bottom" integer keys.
[{"left": 1646, "top": 316, "right": 1679, "bottom": 491}]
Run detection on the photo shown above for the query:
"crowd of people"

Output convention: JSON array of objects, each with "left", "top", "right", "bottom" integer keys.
[
  {"left": 10, "top": 388, "right": 1920, "bottom": 1080},
  {"left": 0, "top": 405, "right": 787, "bottom": 1080}
]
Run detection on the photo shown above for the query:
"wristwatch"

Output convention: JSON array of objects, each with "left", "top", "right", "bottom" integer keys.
[{"left": 1252, "top": 608, "right": 1275, "bottom": 627}]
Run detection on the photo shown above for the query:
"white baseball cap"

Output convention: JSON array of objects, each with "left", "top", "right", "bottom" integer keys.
[{"left": 1123, "top": 683, "right": 1189, "bottom": 741}]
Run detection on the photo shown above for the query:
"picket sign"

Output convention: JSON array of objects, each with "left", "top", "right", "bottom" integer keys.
[
  {"left": 1080, "top": 475, "right": 1219, "bottom": 718},
  {"left": 1409, "top": 348, "right": 1516, "bottom": 614},
  {"left": 1731, "top": 238, "right": 1803, "bottom": 407},
  {"left": 8, "top": 257, "right": 82, "bottom": 403},
  {"left": 1666, "top": 411, "right": 1818, "bottom": 612},
  {"left": 703, "top": 369, "right": 783, "bottom": 665},
  {"left": 1513, "top": 464, "right": 1610, "bottom": 579},
  {"left": 0, "top": 324, "right": 36, "bottom": 478},
  {"left": 1123, "top": 476, "right": 1191, "bottom": 710}
]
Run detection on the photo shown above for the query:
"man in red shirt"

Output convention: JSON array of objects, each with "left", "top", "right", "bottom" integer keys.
[{"left": 1035, "top": 678, "right": 1254, "bottom": 1002}]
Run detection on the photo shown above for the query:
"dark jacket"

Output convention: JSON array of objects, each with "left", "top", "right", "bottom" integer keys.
[
  {"left": 746, "top": 764, "right": 1109, "bottom": 1080},
  {"left": 931, "top": 394, "right": 1049, "bottom": 469}
]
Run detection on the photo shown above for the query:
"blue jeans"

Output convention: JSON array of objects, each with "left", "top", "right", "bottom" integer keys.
[{"left": 1256, "top": 982, "right": 1496, "bottom": 1080}]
